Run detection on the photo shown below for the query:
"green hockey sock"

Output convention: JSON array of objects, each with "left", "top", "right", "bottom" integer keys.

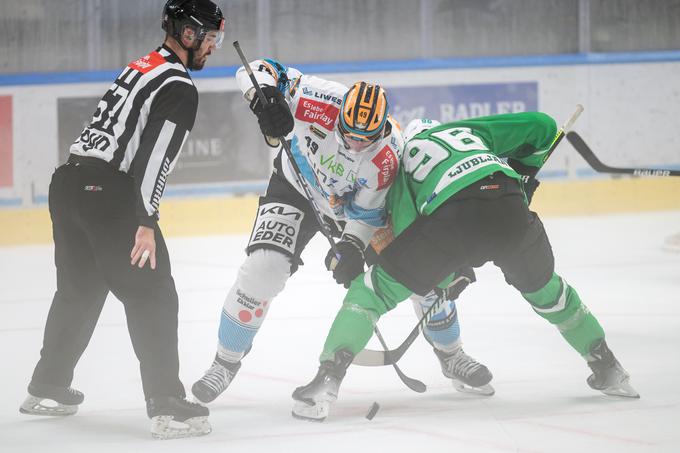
[
  {"left": 522, "top": 272, "right": 604, "bottom": 356},
  {"left": 320, "top": 302, "right": 377, "bottom": 362}
]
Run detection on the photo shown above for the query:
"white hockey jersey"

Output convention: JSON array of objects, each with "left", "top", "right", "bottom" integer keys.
[{"left": 236, "top": 59, "right": 403, "bottom": 247}]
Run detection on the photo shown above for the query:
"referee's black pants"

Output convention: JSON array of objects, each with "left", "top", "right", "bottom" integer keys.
[{"left": 30, "top": 159, "right": 185, "bottom": 400}]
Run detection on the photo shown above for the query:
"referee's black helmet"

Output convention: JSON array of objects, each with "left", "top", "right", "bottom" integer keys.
[{"left": 162, "top": 0, "right": 225, "bottom": 50}]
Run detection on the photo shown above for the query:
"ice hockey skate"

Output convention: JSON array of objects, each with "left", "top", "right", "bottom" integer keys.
[
  {"left": 191, "top": 354, "right": 242, "bottom": 404},
  {"left": 19, "top": 382, "right": 84, "bottom": 416},
  {"left": 147, "top": 396, "right": 211, "bottom": 440},
  {"left": 434, "top": 347, "right": 495, "bottom": 396},
  {"left": 586, "top": 339, "right": 639, "bottom": 398},
  {"left": 292, "top": 349, "right": 354, "bottom": 422}
]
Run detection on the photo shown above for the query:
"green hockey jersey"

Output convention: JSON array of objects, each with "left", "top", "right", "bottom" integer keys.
[{"left": 387, "top": 112, "right": 558, "bottom": 236}]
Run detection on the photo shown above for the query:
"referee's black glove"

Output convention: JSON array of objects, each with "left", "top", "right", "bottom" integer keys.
[
  {"left": 249, "top": 85, "right": 294, "bottom": 138},
  {"left": 325, "top": 236, "right": 366, "bottom": 288}
]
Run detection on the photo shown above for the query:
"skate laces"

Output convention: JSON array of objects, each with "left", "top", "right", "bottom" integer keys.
[
  {"left": 445, "top": 349, "right": 483, "bottom": 378},
  {"left": 199, "top": 360, "right": 237, "bottom": 394},
  {"left": 66, "top": 387, "right": 80, "bottom": 397}
]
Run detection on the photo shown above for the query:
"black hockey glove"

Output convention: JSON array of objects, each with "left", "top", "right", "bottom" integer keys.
[
  {"left": 432, "top": 266, "right": 477, "bottom": 301},
  {"left": 325, "top": 235, "right": 366, "bottom": 288},
  {"left": 508, "top": 158, "right": 540, "bottom": 205},
  {"left": 249, "top": 85, "right": 294, "bottom": 138},
  {"left": 522, "top": 176, "right": 540, "bottom": 205}
]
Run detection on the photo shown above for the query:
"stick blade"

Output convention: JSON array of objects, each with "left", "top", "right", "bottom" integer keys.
[
  {"left": 353, "top": 349, "right": 392, "bottom": 366},
  {"left": 567, "top": 131, "right": 620, "bottom": 173},
  {"left": 403, "top": 377, "right": 427, "bottom": 393}
]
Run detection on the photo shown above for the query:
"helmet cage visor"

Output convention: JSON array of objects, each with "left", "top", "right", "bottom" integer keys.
[
  {"left": 335, "top": 120, "right": 384, "bottom": 152},
  {"left": 184, "top": 17, "right": 224, "bottom": 49}
]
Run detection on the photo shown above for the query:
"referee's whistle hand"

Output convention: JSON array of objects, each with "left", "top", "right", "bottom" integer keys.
[{"left": 130, "top": 226, "right": 157, "bottom": 270}]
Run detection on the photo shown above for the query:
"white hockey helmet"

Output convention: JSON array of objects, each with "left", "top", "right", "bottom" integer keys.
[{"left": 403, "top": 118, "right": 441, "bottom": 142}]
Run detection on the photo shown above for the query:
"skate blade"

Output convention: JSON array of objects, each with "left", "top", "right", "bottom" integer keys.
[
  {"left": 19, "top": 396, "right": 78, "bottom": 416},
  {"left": 452, "top": 380, "right": 495, "bottom": 396},
  {"left": 150, "top": 415, "right": 211, "bottom": 440},
  {"left": 291, "top": 400, "right": 329, "bottom": 422},
  {"left": 600, "top": 380, "right": 640, "bottom": 399}
]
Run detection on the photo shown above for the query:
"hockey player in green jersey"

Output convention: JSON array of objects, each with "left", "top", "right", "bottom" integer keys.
[{"left": 292, "top": 112, "right": 639, "bottom": 421}]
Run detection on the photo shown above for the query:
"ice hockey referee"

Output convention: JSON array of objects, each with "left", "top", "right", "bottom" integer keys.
[{"left": 21, "top": 0, "right": 225, "bottom": 440}]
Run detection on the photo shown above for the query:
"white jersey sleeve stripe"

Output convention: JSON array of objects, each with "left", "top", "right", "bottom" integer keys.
[{"left": 141, "top": 119, "right": 176, "bottom": 215}]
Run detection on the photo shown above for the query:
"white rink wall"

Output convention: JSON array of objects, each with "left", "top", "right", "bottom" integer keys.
[{"left": 1, "top": 57, "right": 679, "bottom": 206}]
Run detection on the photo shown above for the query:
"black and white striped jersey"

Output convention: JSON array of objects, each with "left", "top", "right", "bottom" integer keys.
[{"left": 70, "top": 44, "right": 198, "bottom": 227}]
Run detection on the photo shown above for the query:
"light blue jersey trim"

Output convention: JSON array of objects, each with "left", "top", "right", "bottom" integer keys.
[
  {"left": 289, "top": 135, "right": 322, "bottom": 193},
  {"left": 344, "top": 197, "right": 386, "bottom": 227}
]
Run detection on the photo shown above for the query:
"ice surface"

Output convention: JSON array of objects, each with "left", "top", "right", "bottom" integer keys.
[{"left": 1, "top": 211, "right": 679, "bottom": 452}]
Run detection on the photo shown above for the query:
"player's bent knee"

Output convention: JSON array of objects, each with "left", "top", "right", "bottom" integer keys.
[
  {"left": 499, "top": 213, "right": 555, "bottom": 293},
  {"left": 237, "top": 248, "right": 291, "bottom": 301},
  {"left": 218, "top": 250, "right": 292, "bottom": 355},
  {"left": 521, "top": 273, "right": 579, "bottom": 321}
]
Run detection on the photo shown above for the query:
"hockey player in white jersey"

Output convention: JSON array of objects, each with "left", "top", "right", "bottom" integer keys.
[{"left": 192, "top": 59, "right": 492, "bottom": 403}]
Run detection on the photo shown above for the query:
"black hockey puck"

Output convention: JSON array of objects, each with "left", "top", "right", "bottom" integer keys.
[{"left": 365, "top": 402, "right": 380, "bottom": 420}]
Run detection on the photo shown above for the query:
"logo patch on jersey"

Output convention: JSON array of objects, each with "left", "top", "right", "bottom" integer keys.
[
  {"left": 301, "top": 87, "right": 342, "bottom": 105},
  {"left": 249, "top": 202, "right": 304, "bottom": 255},
  {"left": 129, "top": 51, "right": 166, "bottom": 74},
  {"left": 150, "top": 156, "right": 172, "bottom": 211},
  {"left": 295, "top": 98, "right": 340, "bottom": 131},
  {"left": 309, "top": 124, "right": 327, "bottom": 140},
  {"left": 428, "top": 154, "right": 512, "bottom": 208},
  {"left": 480, "top": 184, "right": 500, "bottom": 191},
  {"left": 371, "top": 145, "right": 398, "bottom": 190}
]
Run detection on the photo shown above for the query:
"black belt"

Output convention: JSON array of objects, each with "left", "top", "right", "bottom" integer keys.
[{"left": 67, "top": 154, "right": 117, "bottom": 170}]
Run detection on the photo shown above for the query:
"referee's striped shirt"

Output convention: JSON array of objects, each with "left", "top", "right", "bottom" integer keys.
[{"left": 70, "top": 44, "right": 198, "bottom": 227}]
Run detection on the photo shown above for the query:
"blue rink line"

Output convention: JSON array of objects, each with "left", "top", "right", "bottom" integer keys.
[
  {"left": 0, "top": 198, "right": 23, "bottom": 207},
  {"left": 2, "top": 50, "right": 680, "bottom": 86}
]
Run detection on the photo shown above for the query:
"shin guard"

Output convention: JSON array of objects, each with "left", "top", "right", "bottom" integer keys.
[
  {"left": 411, "top": 291, "right": 460, "bottom": 352},
  {"left": 522, "top": 272, "right": 604, "bottom": 356},
  {"left": 218, "top": 249, "right": 291, "bottom": 361}
]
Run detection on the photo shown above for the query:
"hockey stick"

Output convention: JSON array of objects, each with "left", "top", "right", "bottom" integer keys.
[
  {"left": 353, "top": 275, "right": 471, "bottom": 366},
  {"left": 233, "top": 41, "right": 425, "bottom": 393},
  {"left": 567, "top": 131, "right": 680, "bottom": 177},
  {"left": 233, "top": 41, "right": 339, "bottom": 258},
  {"left": 353, "top": 104, "right": 585, "bottom": 367},
  {"left": 541, "top": 104, "right": 584, "bottom": 165}
]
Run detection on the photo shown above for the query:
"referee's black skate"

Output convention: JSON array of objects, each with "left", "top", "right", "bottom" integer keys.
[
  {"left": 191, "top": 354, "right": 242, "bottom": 403},
  {"left": 20, "top": 382, "right": 84, "bottom": 416},
  {"left": 586, "top": 339, "right": 639, "bottom": 398},
  {"left": 147, "top": 396, "right": 211, "bottom": 439},
  {"left": 292, "top": 348, "right": 354, "bottom": 422},
  {"left": 435, "top": 347, "right": 495, "bottom": 396}
]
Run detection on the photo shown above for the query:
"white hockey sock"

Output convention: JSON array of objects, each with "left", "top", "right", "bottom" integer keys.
[{"left": 216, "top": 249, "right": 291, "bottom": 361}]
